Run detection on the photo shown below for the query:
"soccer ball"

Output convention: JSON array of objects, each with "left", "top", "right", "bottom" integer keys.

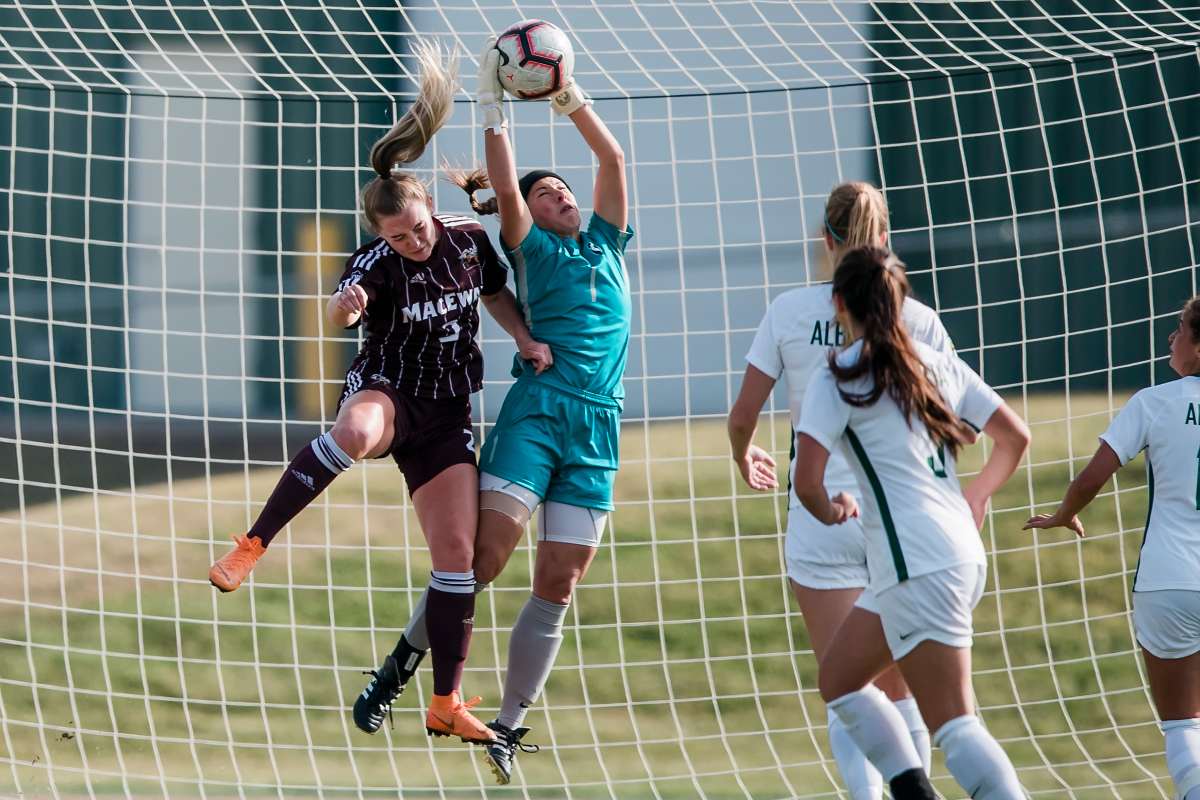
[{"left": 495, "top": 20, "right": 575, "bottom": 100}]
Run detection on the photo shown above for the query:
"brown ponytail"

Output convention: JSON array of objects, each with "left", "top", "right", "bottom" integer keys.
[
  {"left": 830, "top": 246, "right": 972, "bottom": 457},
  {"left": 360, "top": 40, "right": 457, "bottom": 233},
  {"left": 443, "top": 165, "right": 499, "bottom": 216}
]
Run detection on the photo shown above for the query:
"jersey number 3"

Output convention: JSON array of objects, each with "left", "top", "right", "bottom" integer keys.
[{"left": 439, "top": 320, "right": 461, "bottom": 343}]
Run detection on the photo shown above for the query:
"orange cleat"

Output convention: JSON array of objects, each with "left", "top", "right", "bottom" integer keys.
[
  {"left": 425, "top": 691, "right": 497, "bottom": 744},
  {"left": 208, "top": 534, "right": 266, "bottom": 593}
]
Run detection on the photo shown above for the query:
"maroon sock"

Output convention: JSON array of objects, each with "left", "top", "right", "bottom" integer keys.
[
  {"left": 426, "top": 586, "right": 476, "bottom": 696},
  {"left": 248, "top": 434, "right": 351, "bottom": 546}
]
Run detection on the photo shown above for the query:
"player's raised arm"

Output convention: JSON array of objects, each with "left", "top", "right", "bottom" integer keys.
[
  {"left": 551, "top": 87, "right": 626, "bottom": 230},
  {"left": 476, "top": 39, "right": 533, "bottom": 250}
]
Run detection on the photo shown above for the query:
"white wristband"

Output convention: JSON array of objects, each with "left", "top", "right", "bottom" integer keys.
[{"left": 550, "top": 83, "right": 589, "bottom": 116}]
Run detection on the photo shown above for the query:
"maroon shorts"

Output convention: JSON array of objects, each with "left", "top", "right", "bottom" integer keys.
[{"left": 337, "top": 371, "right": 476, "bottom": 495}]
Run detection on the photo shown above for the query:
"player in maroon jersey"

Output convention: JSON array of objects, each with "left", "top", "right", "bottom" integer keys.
[{"left": 207, "top": 42, "right": 550, "bottom": 744}]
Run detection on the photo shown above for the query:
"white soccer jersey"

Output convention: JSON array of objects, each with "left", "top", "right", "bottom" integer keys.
[
  {"left": 797, "top": 340, "right": 1004, "bottom": 593},
  {"left": 1099, "top": 376, "right": 1200, "bottom": 593},
  {"left": 744, "top": 284, "right": 954, "bottom": 508}
]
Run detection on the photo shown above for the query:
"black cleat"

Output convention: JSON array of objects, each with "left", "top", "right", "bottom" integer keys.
[
  {"left": 888, "top": 767, "right": 940, "bottom": 799},
  {"left": 353, "top": 655, "right": 406, "bottom": 734},
  {"left": 483, "top": 719, "right": 539, "bottom": 785}
]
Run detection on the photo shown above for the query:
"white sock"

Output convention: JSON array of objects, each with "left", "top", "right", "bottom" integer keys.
[
  {"left": 894, "top": 696, "right": 932, "bottom": 773},
  {"left": 313, "top": 432, "right": 354, "bottom": 472},
  {"left": 1163, "top": 718, "right": 1200, "bottom": 800},
  {"left": 828, "top": 686, "right": 922, "bottom": 782},
  {"left": 934, "top": 715, "right": 1024, "bottom": 800},
  {"left": 498, "top": 595, "right": 569, "bottom": 729},
  {"left": 828, "top": 704, "right": 883, "bottom": 799}
]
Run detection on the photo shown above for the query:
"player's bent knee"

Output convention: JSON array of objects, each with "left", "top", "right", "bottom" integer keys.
[
  {"left": 532, "top": 582, "right": 577, "bottom": 606},
  {"left": 819, "top": 662, "right": 864, "bottom": 704},
  {"left": 533, "top": 567, "right": 583, "bottom": 605},
  {"left": 472, "top": 549, "right": 505, "bottom": 586},
  {"left": 473, "top": 532, "right": 521, "bottom": 585},
  {"left": 818, "top": 674, "right": 840, "bottom": 704},
  {"left": 817, "top": 658, "right": 839, "bottom": 702},
  {"left": 429, "top": 536, "right": 474, "bottom": 574},
  {"left": 873, "top": 666, "right": 912, "bottom": 702},
  {"left": 330, "top": 419, "right": 385, "bottom": 460}
]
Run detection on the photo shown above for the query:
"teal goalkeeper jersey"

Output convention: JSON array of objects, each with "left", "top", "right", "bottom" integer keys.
[{"left": 503, "top": 212, "right": 633, "bottom": 405}]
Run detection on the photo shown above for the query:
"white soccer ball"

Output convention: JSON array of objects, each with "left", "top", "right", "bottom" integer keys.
[{"left": 495, "top": 19, "right": 574, "bottom": 100}]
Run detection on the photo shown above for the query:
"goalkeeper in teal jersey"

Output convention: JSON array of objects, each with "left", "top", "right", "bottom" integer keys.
[
  {"left": 471, "top": 40, "right": 632, "bottom": 784},
  {"left": 478, "top": 168, "right": 631, "bottom": 509},
  {"left": 380, "top": 37, "right": 633, "bottom": 785}
]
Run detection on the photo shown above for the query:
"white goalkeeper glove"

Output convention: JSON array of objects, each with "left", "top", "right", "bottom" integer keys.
[
  {"left": 549, "top": 78, "right": 590, "bottom": 117},
  {"left": 477, "top": 37, "right": 506, "bottom": 133}
]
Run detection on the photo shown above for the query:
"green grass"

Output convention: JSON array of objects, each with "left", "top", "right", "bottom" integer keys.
[{"left": 0, "top": 391, "right": 1176, "bottom": 798}]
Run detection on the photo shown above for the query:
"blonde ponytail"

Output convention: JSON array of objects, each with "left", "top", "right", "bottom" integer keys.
[
  {"left": 824, "top": 181, "right": 889, "bottom": 252},
  {"left": 360, "top": 40, "right": 458, "bottom": 233},
  {"left": 370, "top": 40, "right": 458, "bottom": 177}
]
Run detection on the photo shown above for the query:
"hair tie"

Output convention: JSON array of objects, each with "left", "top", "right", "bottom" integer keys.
[
  {"left": 824, "top": 213, "right": 844, "bottom": 243},
  {"left": 389, "top": 162, "right": 404, "bottom": 179}
]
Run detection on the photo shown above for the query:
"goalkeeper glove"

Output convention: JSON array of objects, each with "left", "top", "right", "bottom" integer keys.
[
  {"left": 549, "top": 78, "right": 590, "bottom": 117},
  {"left": 476, "top": 37, "right": 506, "bottom": 133}
]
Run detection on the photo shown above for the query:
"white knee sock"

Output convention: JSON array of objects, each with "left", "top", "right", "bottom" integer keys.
[
  {"left": 934, "top": 715, "right": 1024, "bottom": 800},
  {"left": 828, "top": 704, "right": 883, "bottom": 800},
  {"left": 827, "top": 686, "right": 922, "bottom": 781},
  {"left": 1163, "top": 718, "right": 1200, "bottom": 800},
  {"left": 894, "top": 696, "right": 932, "bottom": 773},
  {"left": 498, "top": 595, "right": 569, "bottom": 730}
]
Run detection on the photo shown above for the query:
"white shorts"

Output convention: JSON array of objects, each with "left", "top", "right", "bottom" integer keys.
[
  {"left": 857, "top": 563, "right": 986, "bottom": 660},
  {"left": 785, "top": 503, "right": 870, "bottom": 589},
  {"left": 479, "top": 472, "right": 607, "bottom": 548},
  {"left": 1133, "top": 590, "right": 1200, "bottom": 660}
]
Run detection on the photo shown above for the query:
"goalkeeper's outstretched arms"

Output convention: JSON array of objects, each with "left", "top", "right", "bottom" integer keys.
[{"left": 476, "top": 36, "right": 625, "bottom": 246}]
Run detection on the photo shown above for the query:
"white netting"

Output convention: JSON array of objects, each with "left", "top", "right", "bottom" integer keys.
[{"left": 1, "top": 1, "right": 1199, "bottom": 797}]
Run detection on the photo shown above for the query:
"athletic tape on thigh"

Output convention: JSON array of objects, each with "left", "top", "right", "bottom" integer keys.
[
  {"left": 480, "top": 491, "right": 533, "bottom": 526},
  {"left": 479, "top": 471, "right": 539, "bottom": 525}
]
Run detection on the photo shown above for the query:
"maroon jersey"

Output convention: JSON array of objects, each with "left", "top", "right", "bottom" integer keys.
[{"left": 335, "top": 214, "right": 507, "bottom": 400}]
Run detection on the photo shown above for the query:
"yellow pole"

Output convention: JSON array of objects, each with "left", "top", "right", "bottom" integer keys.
[{"left": 295, "top": 215, "right": 344, "bottom": 422}]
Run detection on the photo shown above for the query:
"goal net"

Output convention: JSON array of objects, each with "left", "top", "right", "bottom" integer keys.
[{"left": 1, "top": 1, "right": 1198, "bottom": 797}]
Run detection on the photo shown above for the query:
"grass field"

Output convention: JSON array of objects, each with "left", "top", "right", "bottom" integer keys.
[{"left": 0, "top": 391, "right": 1176, "bottom": 798}]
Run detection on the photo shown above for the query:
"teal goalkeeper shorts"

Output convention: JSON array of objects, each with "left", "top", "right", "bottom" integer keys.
[{"left": 479, "top": 378, "right": 620, "bottom": 512}]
